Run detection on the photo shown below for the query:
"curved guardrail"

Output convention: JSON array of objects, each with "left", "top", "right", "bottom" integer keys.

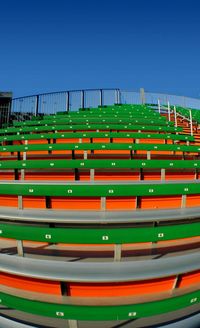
[
  {"left": 11, "top": 88, "right": 200, "bottom": 118},
  {"left": 0, "top": 316, "right": 36, "bottom": 328},
  {"left": 1, "top": 252, "right": 200, "bottom": 282},
  {"left": 1, "top": 206, "right": 200, "bottom": 224}
]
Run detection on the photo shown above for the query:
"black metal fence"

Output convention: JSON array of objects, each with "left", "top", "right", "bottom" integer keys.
[
  {"left": 10, "top": 88, "right": 200, "bottom": 121},
  {"left": 0, "top": 92, "right": 12, "bottom": 127}
]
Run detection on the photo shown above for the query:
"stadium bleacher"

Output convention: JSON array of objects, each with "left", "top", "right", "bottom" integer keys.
[{"left": 0, "top": 103, "right": 199, "bottom": 327}]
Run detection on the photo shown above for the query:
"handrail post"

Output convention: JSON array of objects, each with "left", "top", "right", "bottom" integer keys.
[
  {"left": 118, "top": 89, "right": 121, "bottom": 104},
  {"left": 158, "top": 98, "right": 161, "bottom": 114},
  {"left": 35, "top": 95, "right": 39, "bottom": 116},
  {"left": 116, "top": 89, "right": 121, "bottom": 104},
  {"left": 140, "top": 88, "right": 145, "bottom": 104},
  {"left": 174, "top": 105, "right": 177, "bottom": 127},
  {"left": 115, "top": 89, "right": 118, "bottom": 104},
  {"left": 100, "top": 89, "right": 103, "bottom": 107},
  {"left": 81, "top": 90, "right": 85, "bottom": 109},
  {"left": 66, "top": 91, "right": 70, "bottom": 112},
  {"left": 189, "top": 109, "right": 193, "bottom": 136},
  {"left": 167, "top": 101, "right": 171, "bottom": 121}
]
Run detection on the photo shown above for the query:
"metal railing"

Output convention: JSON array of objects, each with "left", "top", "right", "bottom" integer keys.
[{"left": 10, "top": 88, "right": 200, "bottom": 121}]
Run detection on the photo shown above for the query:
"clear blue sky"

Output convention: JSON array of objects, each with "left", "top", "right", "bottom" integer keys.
[{"left": 1, "top": 0, "right": 200, "bottom": 98}]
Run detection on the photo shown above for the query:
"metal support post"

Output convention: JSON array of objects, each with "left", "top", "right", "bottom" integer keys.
[
  {"left": 161, "top": 168, "right": 166, "bottom": 181},
  {"left": 81, "top": 90, "right": 85, "bottom": 109},
  {"left": 17, "top": 240, "right": 24, "bottom": 257},
  {"left": 115, "top": 89, "right": 121, "bottom": 104},
  {"left": 147, "top": 151, "right": 151, "bottom": 160},
  {"left": 118, "top": 89, "right": 121, "bottom": 104},
  {"left": 101, "top": 197, "right": 106, "bottom": 210},
  {"left": 35, "top": 95, "right": 39, "bottom": 116},
  {"left": 189, "top": 109, "right": 193, "bottom": 136},
  {"left": 20, "top": 169, "right": 25, "bottom": 180},
  {"left": 167, "top": 101, "right": 171, "bottom": 121},
  {"left": 174, "top": 106, "right": 177, "bottom": 127},
  {"left": 140, "top": 88, "right": 145, "bottom": 104},
  {"left": 66, "top": 91, "right": 70, "bottom": 112},
  {"left": 114, "top": 244, "right": 122, "bottom": 261},
  {"left": 135, "top": 196, "right": 140, "bottom": 209},
  {"left": 18, "top": 196, "right": 23, "bottom": 210},
  {"left": 194, "top": 168, "right": 198, "bottom": 180},
  {"left": 172, "top": 275, "right": 180, "bottom": 290},
  {"left": 158, "top": 99, "right": 161, "bottom": 114},
  {"left": 151, "top": 241, "right": 157, "bottom": 254},
  {"left": 90, "top": 169, "right": 95, "bottom": 181},
  {"left": 68, "top": 320, "right": 79, "bottom": 328},
  {"left": 100, "top": 89, "right": 103, "bottom": 107},
  {"left": 115, "top": 89, "right": 118, "bottom": 104},
  {"left": 83, "top": 151, "right": 88, "bottom": 159},
  {"left": 181, "top": 194, "right": 187, "bottom": 208},
  {"left": 21, "top": 140, "right": 28, "bottom": 180}
]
